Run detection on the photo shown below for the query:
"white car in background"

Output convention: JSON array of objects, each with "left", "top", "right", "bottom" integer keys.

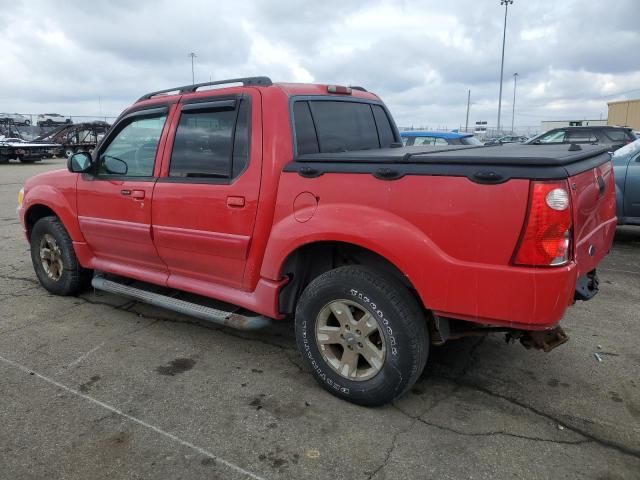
[
  {"left": 37, "top": 113, "right": 72, "bottom": 127},
  {"left": 0, "top": 113, "right": 31, "bottom": 126}
]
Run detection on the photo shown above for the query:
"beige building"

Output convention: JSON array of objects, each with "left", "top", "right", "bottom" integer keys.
[{"left": 607, "top": 99, "right": 640, "bottom": 130}]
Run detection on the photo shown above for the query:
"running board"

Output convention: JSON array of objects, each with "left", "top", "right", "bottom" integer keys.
[{"left": 91, "top": 275, "right": 272, "bottom": 330}]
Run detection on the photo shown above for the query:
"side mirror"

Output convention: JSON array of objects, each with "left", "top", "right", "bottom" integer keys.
[
  {"left": 67, "top": 152, "right": 92, "bottom": 173},
  {"left": 103, "top": 155, "right": 128, "bottom": 175}
]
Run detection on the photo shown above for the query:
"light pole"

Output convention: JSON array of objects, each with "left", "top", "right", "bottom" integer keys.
[
  {"left": 511, "top": 72, "right": 518, "bottom": 134},
  {"left": 465, "top": 89, "right": 471, "bottom": 133},
  {"left": 496, "top": 0, "right": 513, "bottom": 135},
  {"left": 188, "top": 52, "right": 197, "bottom": 84}
]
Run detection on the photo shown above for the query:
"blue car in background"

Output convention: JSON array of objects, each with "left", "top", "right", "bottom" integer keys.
[
  {"left": 400, "top": 131, "right": 483, "bottom": 146},
  {"left": 613, "top": 139, "right": 640, "bottom": 225}
]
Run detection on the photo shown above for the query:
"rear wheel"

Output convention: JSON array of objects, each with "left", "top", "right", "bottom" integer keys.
[
  {"left": 295, "top": 266, "right": 429, "bottom": 406},
  {"left": 30, "top": 216, "right": 91, "bottom": 295}
]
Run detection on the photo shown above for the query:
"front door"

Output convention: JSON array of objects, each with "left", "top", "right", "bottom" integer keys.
[
  {"left": 151, "top": 91, "right": 261, "bottom": 290},
  {"left": 77, "top": 108, "right": 171, "bottom": 283},
  {"left": 624, "top": 152, "right": 640, "bottom": 219}
]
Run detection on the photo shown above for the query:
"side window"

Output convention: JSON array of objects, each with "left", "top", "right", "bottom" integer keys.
[
  {"left": 538, "top": 130, "right": 566, "bottom": 143},
  {"left": 169, "top": 99, "right": 250, "bottom": 179},
  {"left": 565, "top": 130, "right": 597, "bottom": 143},
  {"left": 602, "top": 129, "right": 628, "bottom": 142},
  {"left": 434, "top": 137, "right": 449, "bottom": 145},
  {"left": 99, "top": 114, "right": 167, "bottom": 177},
  {"left": 414, "top": 136, "right": 435, "bottom": 146}
]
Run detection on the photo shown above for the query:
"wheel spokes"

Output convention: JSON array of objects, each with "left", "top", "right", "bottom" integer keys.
[
  {"left": 355, "top": 312, "right": 378, "bottom": 337},
  {"left": 329, "top": 301, "right": 355, "bottom": 327},
  {"left": 316, "top": 325, "right": 342, "bottom": 345},
  {"left": 360, "top": 340, "right": 384, "bottom": 371},
  {"left": 339, "top": 348, "right": 359, "bottom": 378}
]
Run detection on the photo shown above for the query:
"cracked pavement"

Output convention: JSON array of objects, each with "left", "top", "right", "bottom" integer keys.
[{"left": 1, "top": 159, "right": 639, "bottom": 479}]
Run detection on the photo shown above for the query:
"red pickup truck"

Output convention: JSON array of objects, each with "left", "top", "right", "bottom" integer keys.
[{"left": 18, "top": 77, "right": 616, "bottom": 406}]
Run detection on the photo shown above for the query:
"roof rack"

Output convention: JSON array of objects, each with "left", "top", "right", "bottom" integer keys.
[
  {"left": 349, "top": 86, "right": 368, "bottom": 92},
  {"left": 137, "top": 76, "right": 273, "bottom": 102}
]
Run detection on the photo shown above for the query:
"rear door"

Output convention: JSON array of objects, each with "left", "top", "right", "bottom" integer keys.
[
  {"left": 151, "top": 90, "right": 261, "bottom": 290},
  {"left": 76, "top": 107, "right": 171, "bottom": 282}
]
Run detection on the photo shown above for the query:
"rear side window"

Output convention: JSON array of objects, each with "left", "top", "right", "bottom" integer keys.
[
  {"left": 293, "top": 100, "right": 397, "bottom": 155},
  {"left": 293, "top": 101, "right": 319, "bottom": 155},
  {"left": 538, "top": 130, "right": 567, "bottom": 143},
  {"left": 602, "top": 129, "right": 630, "bottom": 142},
  {"left": 169, "top": 99, "right": 250, "bottom": 179},
  {"left": 565, "top": 130, "right": 597, "bottom": 143}
]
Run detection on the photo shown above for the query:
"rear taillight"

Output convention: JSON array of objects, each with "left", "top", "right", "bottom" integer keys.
[{"left": 512, "top": 181, "right": 573, "bottom": 267}]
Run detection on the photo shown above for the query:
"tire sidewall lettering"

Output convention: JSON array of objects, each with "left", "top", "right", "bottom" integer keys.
[{"left": 350, "top": 288, "right": 398, "bottom": 356}]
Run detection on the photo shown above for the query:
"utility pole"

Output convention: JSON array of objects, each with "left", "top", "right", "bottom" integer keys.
[
  {"left": 497, "top": 0, "right": 513, "bottom": 135},
  {"left": 511, "top": 72, "right": 518, "bottom": 134},
  {"left": 465, "top": 89, "right": 471, "bottom": 133},
  {"left": 188, "top": 52, "right": 197, "bottom": 84}
]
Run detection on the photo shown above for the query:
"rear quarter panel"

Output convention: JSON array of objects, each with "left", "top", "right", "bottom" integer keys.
[{"left": 261, "top": 172, "right": 576, "bottom": 328}]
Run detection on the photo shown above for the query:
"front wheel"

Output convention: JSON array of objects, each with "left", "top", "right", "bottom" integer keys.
[
  {"left": 30, "top": 216, "right": 92, "bottom": 295},
  {"left": 295, "top": 266, "right": 429, "bottom": 406}
]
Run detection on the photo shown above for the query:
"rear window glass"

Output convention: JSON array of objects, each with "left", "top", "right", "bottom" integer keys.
[{"left": 293, "top": 100, "right": 397, "bottom": 155}]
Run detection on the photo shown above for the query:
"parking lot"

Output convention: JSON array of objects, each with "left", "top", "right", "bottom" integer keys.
[{"left": 1, "top": 158, "right": 639, "bottom": 479}]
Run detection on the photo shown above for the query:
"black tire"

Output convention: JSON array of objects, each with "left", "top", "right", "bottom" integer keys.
[
  {"left": 24, "top": 120, "right": 30, "bottom": 126},
  {"left": 30, "top": 216, "right": 92, "bottom": 295},
  {"left": 295, "top": 266, "right": 429, "bottom": 406}
]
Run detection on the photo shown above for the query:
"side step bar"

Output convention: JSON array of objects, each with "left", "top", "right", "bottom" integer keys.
[{"left": 91, "top": 275, "right": 272, "bottom": 330}]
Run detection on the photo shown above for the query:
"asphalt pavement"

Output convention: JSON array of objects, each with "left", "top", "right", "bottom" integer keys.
[{"left": 1, "top": 158, "right": 639, "bottom": 479}]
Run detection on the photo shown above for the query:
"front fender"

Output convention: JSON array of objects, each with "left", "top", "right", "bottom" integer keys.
[
  {"left": 22, "top": 183, "right": 85, "bottom": 242},
  {"left": 260, "top": 203, "right": 453, "bottom": 308}
]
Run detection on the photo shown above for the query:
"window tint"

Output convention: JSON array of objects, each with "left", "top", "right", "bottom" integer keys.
[
  {"left": 308, "top": 101, "right": 379, "bottom": 153},
  {"left": 99, "top": 114, "right": 167, "bottom": 177},
  {"left": 169, "top": 100, "right": 250, "bottom": 179},
  {"left": 371, "top": 105, "right": 395, "bottom": 148},
  {"left": 565, "top": 130, "right": 597, "bottom": 143},
  {"left": 413, "top": 136, "right": 435, "bottom": 146},
  {"left": 461, "top": 136, "right": 483, "bottom": 145},
  {"left": 538, "top": 130, "right": 566, "bottom": 143},
  {"left": 293, "top": 101, "right": 319, "bottom": 155},
  {"left": 602, "top": 129, "right": 629, "bottom": 142}
]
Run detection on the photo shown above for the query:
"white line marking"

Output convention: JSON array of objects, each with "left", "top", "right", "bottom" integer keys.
[
  {"left": 600, "top": 268, "right": 640, "bottom": 275},
  {"left": 66, "top": 342, "right": 105, "bottom": 368},
  {"left": 0, "top": 354, "right": 266, "bottom": 480}
]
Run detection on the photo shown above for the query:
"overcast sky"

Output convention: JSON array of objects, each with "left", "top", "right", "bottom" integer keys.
[{"left": 1, "top": 0, "right": 639, "bottom": 131}]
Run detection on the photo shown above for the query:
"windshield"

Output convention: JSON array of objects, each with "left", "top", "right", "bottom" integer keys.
[{"left": 613, "top": 138, "right": 640, "bottom": 158}]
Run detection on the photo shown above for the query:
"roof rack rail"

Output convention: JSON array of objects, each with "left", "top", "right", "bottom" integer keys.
[
  {"left": 137, "top": 76, "right": 273, "bottom": 102},
  {"left": 349, "top": 86, "right": 368, "bottom": 92}
]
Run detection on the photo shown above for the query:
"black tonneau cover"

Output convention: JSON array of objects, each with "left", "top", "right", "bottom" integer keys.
[
  {"left": 286, "top": 144, "right": 612, "bottom": 183},
  {"left": 296, "top": 143, "right": 610, "bottom": 166}
]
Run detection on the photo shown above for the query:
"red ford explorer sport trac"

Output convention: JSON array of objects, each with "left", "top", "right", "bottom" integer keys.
[{"left": 18, "top": 77, "right": 616, "bottom": 405}]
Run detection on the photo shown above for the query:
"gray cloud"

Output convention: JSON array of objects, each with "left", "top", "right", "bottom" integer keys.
[{"left": 0, "top": 0, "right": 638, "bottom": 130}]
